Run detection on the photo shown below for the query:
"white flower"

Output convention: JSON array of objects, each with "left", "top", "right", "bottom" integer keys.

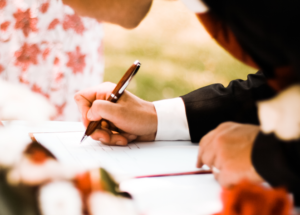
[
  {"left": 88, "top": 192, "right": 138, "bottom": 215},
  {"left": 39, "top": 181, "right": 82, "bottom": 215},
  {"left": 0, "top": 79, "right": 56, "bottom": 121},
  {"left": 258, "top": 85, "right": 300, "bottom": 141},
  {"left": 0, "top": 127, "right": 30, "bottom": 167},
  {"left": 7, "top": 157, "right": 82, "bottom": 186}
]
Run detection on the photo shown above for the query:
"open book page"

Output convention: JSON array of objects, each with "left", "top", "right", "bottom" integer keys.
[{"left": 33, "top": 131, "right": 205, "bottom": 179}]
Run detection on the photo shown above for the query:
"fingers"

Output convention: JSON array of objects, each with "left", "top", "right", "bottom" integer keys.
[
  {"left": 89, "top": 127, "right": 137, "bottom": 146},
  {"left": 87, "top": 100, "right": 122, "bottom": 122},
  {"left": 216, "top": 168, "right": 239, "bottom": 188},
  {"left": 74, "top": 82, "right": 116, "bottom": 127},
  {"left": 197, "top": 129, "right": 216, "bottom": 168},
  {"left": 90, "top": 129, "right": 128, "bottom": 146},
  {"left": 75, "top": 82, "right": 116, "bottom": 104},
  {"left": 74, "top": 93, "right": 92, "bottom": 127}
]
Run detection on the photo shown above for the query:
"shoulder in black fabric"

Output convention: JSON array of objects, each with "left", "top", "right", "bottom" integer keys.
[{"left": 203, "top": 0, "right": 300, "bottom": 80}]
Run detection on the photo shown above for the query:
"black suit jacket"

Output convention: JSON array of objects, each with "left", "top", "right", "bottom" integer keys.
[{"left": 181, "top": 71, "right": 300, "bottom": 205}]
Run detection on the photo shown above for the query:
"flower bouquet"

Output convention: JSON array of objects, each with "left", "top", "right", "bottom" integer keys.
[{"left": 0, "top": 80, "right": 138, "bottom": 215}]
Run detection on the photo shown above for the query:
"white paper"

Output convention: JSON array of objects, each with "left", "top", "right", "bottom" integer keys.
[
  {"left": 34, "top": 131, "right": 204, "bottom": 178},
  {"left": 120, "top": 174, "right": 222, "bottom": 215}
]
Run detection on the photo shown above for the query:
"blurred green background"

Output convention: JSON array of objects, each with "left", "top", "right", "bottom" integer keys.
[{"left": 103, "top": 0, "right": 256, "bottom": 102}]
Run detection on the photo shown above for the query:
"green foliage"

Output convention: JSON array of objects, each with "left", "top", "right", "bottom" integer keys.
[
  {"left": 104, "top": 36, "right": 256, "bottom": 102},
  {"left": 0, "top": 171, "right": 40, "bottom": 215},
  {"left": 100, "top": 168, "right": 131, "bottom": 199}
]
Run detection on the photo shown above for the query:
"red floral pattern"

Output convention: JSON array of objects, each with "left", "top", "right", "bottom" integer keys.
[
  {"left": 0, "top": 21, "right": 10, "bottom": 31},
  {"left": 13, "top": 9, "right": 38, "bottom": 37},
  {"left": 19, "top": 76, "right": 29, "bottom": 84},
  {"left": 42, "top": 48, "right": 50, "bottom": 60},
  {"left": 63, "top": 14, "right": 85, "bottom": 34},
  {"left": 14, "top": 43, "right": 40, "bottom": 71},
  {"left": 54, "top": 57, "right": 60, "bottom": 65},
  {"left": 48, "top": 18, "right": 59, "bottom": 30},
  {"left": 0, "top": 0, "right": 104, "bottom": 121},
  {"left": 0, "top": 0, "right": 6, "bottom": 9},
  {"left": 31, "top": 84, "right": 49, "bottom": 98},
  {"left": 0, "top": 64, "right": 4, "bottom": 74},
  {"left": 55, "top": 102, "right": 66, "bottom": 117},
  {"left": 40, "top": 2, "right": 49, "bottom": 13},
  {"left": 66, "top": 46, "right": 86, "bottom": 74},
  {"left": 55, "top": 72, "right": 64, "bottom": 82}
]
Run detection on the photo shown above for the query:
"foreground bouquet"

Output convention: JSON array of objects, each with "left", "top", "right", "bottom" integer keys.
[
  {"left": 0, "top": 80, "right": 137, "bottom": 215},
  {"left": 215, "top": 181, "right": 293, "bottom": 215},
  {"left": 0, "top": 135, "right": 137, "bottom": 215}
]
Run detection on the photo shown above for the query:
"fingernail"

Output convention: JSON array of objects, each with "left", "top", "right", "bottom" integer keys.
[
  {"left": 99, "top": 138, "right": 105, "bottom": 143},
  {"left": 116, "top": 141, "right": 124, "bottom": 146}
]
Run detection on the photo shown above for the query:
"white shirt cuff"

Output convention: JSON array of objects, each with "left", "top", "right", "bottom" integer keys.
[
  {"left": 180, "top": 0, "right": 209, "bottom": 13},
  {"left": 153, "top": 98, "right": 191, "bottom": 141}
]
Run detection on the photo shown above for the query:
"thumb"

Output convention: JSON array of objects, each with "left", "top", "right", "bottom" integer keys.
[{"left": 87, "top": 100, "right": 121, "bottom": 122}]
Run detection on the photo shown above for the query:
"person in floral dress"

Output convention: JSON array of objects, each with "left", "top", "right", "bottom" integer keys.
[{"left": 0, "top": 0, "right": 104, "bottom": 121}]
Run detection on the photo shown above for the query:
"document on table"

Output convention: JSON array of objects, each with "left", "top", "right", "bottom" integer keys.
[{"left": 33, "top": 131, "right": 205, "bottom": 179}]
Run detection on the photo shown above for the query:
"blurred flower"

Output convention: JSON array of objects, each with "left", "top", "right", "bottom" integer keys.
[
  {"left": 39, "top": 181, "right": 82, "bottom": 215},
  {"left": 258, "top": 84, "right": 300, "bottom": 141},
  {"left": 0, "top": 128, "right": 29, "bottom": 167},
  {"left": 7, "top": 156, "right": 80, "bottom": 186},
  {"left": 0, "top": 79, "right": 56, "bottom": 121},
  {"left": 88, "top": 192, "right": 138, "bottom": 215},
  {"left": 215, "top": 181, "right": 292, "bottom": 215}
]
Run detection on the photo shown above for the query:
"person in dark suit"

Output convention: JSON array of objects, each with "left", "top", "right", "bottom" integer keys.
[{"left": 74, "top": 0, "right": 300, "bottom": 206}]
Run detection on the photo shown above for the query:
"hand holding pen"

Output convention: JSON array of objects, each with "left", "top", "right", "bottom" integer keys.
[{"left": 75, "top": 60, "right": 158, "bottom": 145}]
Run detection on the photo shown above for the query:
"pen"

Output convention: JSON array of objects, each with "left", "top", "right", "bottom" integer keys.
[
  {"left": 134, "top": 170, "right": 213, "bottom": 179},
  {"left": 81, "top": 60, "right": 141, "bottom": 143}
]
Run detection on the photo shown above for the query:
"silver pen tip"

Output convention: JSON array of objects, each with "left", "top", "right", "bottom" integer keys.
[{"left": 80, "top": 135, "right": 87, "bottom": 143}]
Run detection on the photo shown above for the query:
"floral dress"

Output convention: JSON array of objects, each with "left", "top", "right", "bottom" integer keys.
[{"left": 0, "top": 0, "right": 104, "bottom": 121}]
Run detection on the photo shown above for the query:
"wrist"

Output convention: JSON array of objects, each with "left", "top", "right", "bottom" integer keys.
[{"left": 145, "top": 101, "right": 158, "bottom": 138}]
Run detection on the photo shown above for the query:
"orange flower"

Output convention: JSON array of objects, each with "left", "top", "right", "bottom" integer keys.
[
  {"left": 215, "top": 181, "right": 292, "bottom": 215},
  {"left": 75, "top": 172, "right": 92, "bottom": 198},
  {"left": 25, "top": 141, "right": 55, "bottom": 164}
]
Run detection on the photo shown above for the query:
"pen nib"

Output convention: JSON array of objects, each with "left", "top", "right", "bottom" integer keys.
[{"left": 80, "top": 135, "right": 87, "bottom": 144}]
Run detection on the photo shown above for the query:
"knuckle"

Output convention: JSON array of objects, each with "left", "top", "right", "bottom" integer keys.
[
  {"left": 92, "top": 100, "right": 103, "bottom": 111},
  {"left": 217, "top": 121, "right": 234, "bottom": 130},
  {"left": 74, "top": 93, "right": 81, "bottom": 101},
  {"left": 214, "top": 134, "right": 225, "bottom": 145}
]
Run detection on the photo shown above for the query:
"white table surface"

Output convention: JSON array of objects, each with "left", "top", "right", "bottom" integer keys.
[{"left": 3, "top": 121, "right": 222, "bottom": 215}]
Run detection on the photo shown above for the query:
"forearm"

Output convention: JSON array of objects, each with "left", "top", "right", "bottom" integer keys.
[
  {"left": 62, "top": 0, "right": 153, "bottom": 29},
  {"left": 182, "top": 71, "right": 275, "bottom": 142}
]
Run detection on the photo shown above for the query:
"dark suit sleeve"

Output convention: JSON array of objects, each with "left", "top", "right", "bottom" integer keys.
[
  {"left": 180, "top": 71, "right": 275, "bottom": 143},
  {"left": 180, "top": 71, "right": 300, "bottom": 205},
  {"left": 252, "top": 133, "right": 300, "bottom": 206}
]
